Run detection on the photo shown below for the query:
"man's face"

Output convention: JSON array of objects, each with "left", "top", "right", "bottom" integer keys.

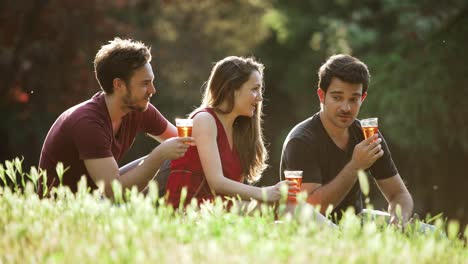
[
  {"left": 122, "top": 62, "right": 155, "bottom": 112},
  {"left": 319, "top": 77, "right": 366, "bottom": 130}
]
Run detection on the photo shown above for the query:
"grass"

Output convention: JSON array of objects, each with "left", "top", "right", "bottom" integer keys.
[{"left": 0, "top": 159, "right": 467, "bottom": 263}]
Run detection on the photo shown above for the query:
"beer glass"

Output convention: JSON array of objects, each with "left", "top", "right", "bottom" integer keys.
[
  {"left": 360, "top": 117, "right": 379, "bottom": 140},
  {"left": 175, "top": 118, "right": 193, "bottom": 137},
  {"left": 284, "top": 170, "right": 303, "bottom": 203}
]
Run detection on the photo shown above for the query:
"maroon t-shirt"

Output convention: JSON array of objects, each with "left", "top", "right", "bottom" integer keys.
[{"left": 39, "top": 92, "right": 168, "bottom": 192}]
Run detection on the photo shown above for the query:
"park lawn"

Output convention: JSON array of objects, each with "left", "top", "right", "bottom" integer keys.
[
  {"left": 0, "top": 159, "right": 466, "bottom": 263},
  {"left": 0, "top": 181, "right": 467, "bottom": 264}
]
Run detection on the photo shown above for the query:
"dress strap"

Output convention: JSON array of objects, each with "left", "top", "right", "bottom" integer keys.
[{"left": 190, "top": 107, "right": 223, "bottom": 128}]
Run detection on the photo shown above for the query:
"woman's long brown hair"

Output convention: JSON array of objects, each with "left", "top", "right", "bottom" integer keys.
[{"left": 192, "top": 56, "right": 267, "bottom": 183}]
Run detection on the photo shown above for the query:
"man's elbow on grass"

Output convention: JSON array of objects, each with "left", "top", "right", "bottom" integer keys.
[
  {"left": 388, "top": 191, "right": 414, "bottom": 224},
  {"left": 306, "top": 193, "right": 332, "bottom": 214}
]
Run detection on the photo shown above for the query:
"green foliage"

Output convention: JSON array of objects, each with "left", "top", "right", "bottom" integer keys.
[
  {"left": 358, "top": 170, "right": 370, "bottom": 197},
  {"left": 26, "top": 166, "right": 39, "bottom": 190},
  {"left": 55, "top": 162, "right": 69, "bottom": 186},
  {"left": 0, "top": 164, "right": 5, "bottom": 186},
  {"left": 0, "top": 160, "right": 466, "bottom": 263},
  {"left": 146, "top": 0, "right": 271, "bottom": 110},
  {"left": 112, "top": 180, "right": 124, "bottom": 205},
  {"left": 41, "top": 170, "right": 48, "bottom": 197},
  {"left": 259, "top": 0, "right": 468, "bottom": 149},
  {"left": 363, "top": 13, "right": 468, "bottom": 153},
  {"left": 0, "top": 179, "right": 466, "bottom": 263}
]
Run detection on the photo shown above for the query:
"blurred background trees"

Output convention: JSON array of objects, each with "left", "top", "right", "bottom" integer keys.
[{"left": 1, "top": 0, "right": 467, "bottom": 224}]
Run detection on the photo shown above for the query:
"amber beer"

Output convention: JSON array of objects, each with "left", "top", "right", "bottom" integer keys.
[
  {"left": 360, "top": 118, "right": 378, "bottom": 139},
  {"left": 363, "top": 126, "right": 379, "bottom": 139},
  {"left": 177, "top": 126, "right": 192, "bottom": 137},
  {"left": 284, "top": 170, "right": 303, "bottom": 203},
  {"left": 175, "top": 118, "right": 193, "bottom": 137}
]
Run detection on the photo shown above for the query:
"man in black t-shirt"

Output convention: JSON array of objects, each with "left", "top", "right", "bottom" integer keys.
[{"left": 280, "top": 54, "right": 413, "bottom": 224}]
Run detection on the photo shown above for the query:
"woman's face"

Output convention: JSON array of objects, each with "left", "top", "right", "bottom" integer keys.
[{"left": 233, "top": 70, "right": 263, "bottom": 117}]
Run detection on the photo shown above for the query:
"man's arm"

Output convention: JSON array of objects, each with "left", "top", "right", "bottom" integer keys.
[
  {"left": 84, "top": 136, "right": 192, "bottom": 198},
  {"left": 120, "top": 123, "right": 180, "bottom": 175},
  {"left": 304, "top": 134, "right": 383, "bottom": 213},
  {"left": 376, "top": 174, "right": 413, "bottom": 225},
  {"left": 148, "top": 122, "right": 178, "bottom": 142},
  {"left": 303, "top": 162, "right": 359, "bottom": 213}
]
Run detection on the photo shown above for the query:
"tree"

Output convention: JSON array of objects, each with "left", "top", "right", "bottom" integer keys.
[{"left": 0, "top": 0, "right": 272, "bottom": 173}]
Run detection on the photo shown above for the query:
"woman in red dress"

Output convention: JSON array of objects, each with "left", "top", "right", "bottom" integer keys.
[{"left": 166, "top": 56, "right": 292, "bottom": 206}]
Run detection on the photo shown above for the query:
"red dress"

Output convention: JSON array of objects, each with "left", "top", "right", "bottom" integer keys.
[{"left": 166, "top": 108, "right": 243, "bottom": 206}]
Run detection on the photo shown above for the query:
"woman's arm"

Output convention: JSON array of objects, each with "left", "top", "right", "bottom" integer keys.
[{"left": 193, "top": 112, "right": 283, "bottom": 202}]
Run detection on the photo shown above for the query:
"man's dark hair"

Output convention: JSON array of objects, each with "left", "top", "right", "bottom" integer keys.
[
  {"left": 94, "top": 38, "right": 152, "bottom": 94},
  {"left": 318, "top": 54, "right": 370, "bottom": 93}
]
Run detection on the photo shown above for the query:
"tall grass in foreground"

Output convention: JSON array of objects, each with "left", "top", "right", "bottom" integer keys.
[{"left": 0, "top": 159, "right": 467, "bottom": 263}]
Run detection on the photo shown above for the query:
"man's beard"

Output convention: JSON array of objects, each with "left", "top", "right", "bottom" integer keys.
[{"left": 122, "top": 93, "right": 148, "bottom": 112}]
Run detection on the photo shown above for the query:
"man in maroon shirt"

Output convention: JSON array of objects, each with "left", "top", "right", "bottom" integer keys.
[{"left": 39, "top": 38, "right": 194, "bottom": 197}]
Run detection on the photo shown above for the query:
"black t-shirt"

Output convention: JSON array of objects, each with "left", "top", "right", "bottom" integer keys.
[{"left": 280, "top": 112, "right": 398, "bottom": 220}]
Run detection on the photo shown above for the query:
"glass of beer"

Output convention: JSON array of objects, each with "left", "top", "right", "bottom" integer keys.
[
  {"left": 175, "top": 118, "right": 193, "bottom": 137},
  {"left": 360, "top": 117, "right": 379, "bottom": 140},
  {"left": 284, "top": 170, "right": 303, "bottom": 203}
]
